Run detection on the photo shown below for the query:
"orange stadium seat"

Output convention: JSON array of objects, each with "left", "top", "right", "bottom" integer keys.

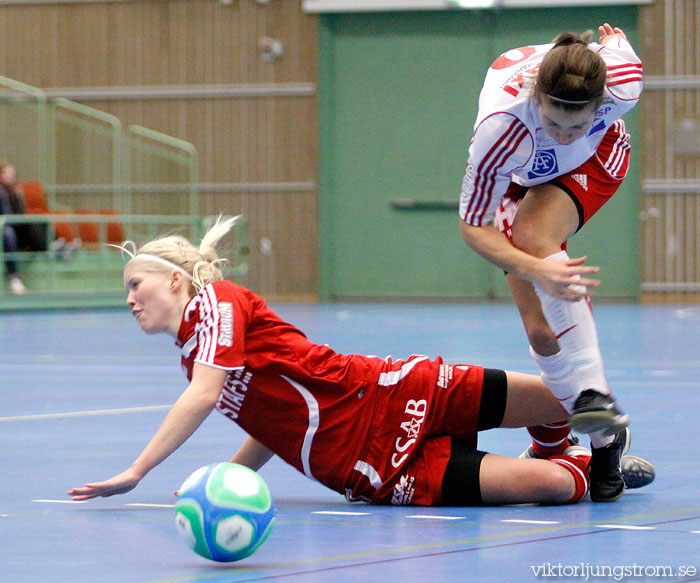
[
  {"left": 19, "top": 180, "right": 48, "bottom": 213},
  {"left": 18, "top": 180, "right": 77, "bottom": 242},
  {"left": 98, "top": 209, "right": 125, "bottom": 244},
  {"left": 74, "top": 209, "right": 99, "bottom": 244},
  {"left": 18, "top": 181, "right": 124, "bottom": 245},
  {"left": 75, "top": 209, "right": 125, "bottom": 246}
]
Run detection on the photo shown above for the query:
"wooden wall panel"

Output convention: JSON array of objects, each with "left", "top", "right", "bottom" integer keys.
[
  {"left": 85, "top": 97, "right": 317, "bottom": 183},
  {"left": 1, "top": 1, "right": 317, "bottom": 86},
  {"left": 212, "top": 191, "right": 318, "bottom": 298},
  {"left": 8, "top": 1, "right": 699, "bottom": 301},
  {"left": 638, "top": 0, "right": 700, "bottom": 299},
  {"left": 0, "top": 1, "right": 318, "bottom": 299}
]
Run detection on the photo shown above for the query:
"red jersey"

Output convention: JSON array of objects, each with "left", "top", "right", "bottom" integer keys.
[{"left": 177, "top": 281, "right": 484, "bottom": 505}]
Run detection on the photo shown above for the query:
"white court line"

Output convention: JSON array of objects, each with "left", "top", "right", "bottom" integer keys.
[
  {"left": 595, "top": 524, "right": 655, "bottom": 531},
  {"left": 501, "top": 518, "right": 561, "bottom": 524},
  {"left": 408, "top": 515, "right": 465, "bottom": 520},
  {"left": 33, "top": 499, "right": 86, "bottom": 504},
  {"left": 313, "top": 511, "right": 371, "bottom": 516},
  {"left": 0, "top": 405, "right": 171, "bottom": 422},
  {"left": 33, "top": 500, "right": 175, "bottom": 508}
]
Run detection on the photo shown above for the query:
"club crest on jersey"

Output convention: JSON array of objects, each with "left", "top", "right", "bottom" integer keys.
[{"left": 528, "top": 149, "right": 559, "bottom": 179}]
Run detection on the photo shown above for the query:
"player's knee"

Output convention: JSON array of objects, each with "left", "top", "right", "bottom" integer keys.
[
  {"left": 517, "top": 463, "right": 576, "bottom": 505},
  {"left": 512, "top": 462, "right": 575, "bottom": 504},
  {"left": 540, "top": 467, "right": 577, "bottom": 504},
  {"left": 511, "top": 222, "right": 552, "bottom": 257}
]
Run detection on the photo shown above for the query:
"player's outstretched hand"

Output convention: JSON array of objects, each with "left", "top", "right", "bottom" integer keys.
[
  {"left": 532, "top": 255, "right": 600, "bottom": 302},
  {"left": 599, "top": 23, "right": 626, "bottom": 43},
  {"left": 67, "top": 469, "right": 141, "bottom": 500}
]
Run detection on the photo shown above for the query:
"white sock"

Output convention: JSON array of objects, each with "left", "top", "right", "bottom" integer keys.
[
  {"left": 529, "top": 346, "right": 578, "bottom": 412},
  {"left": 589, "top": 430, "right": 615, "bottom": 449},
  {"left": 530, "top": 347, "right": 617, "bottom": 446},
  {"left": 533, "top": 250, "right": 610, "bottom": 399}
]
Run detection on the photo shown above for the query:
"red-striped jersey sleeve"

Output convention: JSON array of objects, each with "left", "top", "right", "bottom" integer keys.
[
  {"left": 459, "top": 113, "right": 534, "bottom": 226},
  {"left": 597, "top": 119, "right": 631, "bottom": 180},
  {"left": 596, "top": 37, "right": 643, "bottom": 103},
  {"left": 193, "top": 282, "right": 248, "bottom": 370}
]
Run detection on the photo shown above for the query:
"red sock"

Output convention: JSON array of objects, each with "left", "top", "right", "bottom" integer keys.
[
  {"left": 548, "top": 454, "right": 591, "bottom": 504},
  {"left": 527, "top": 421, "right": 572, "bottom": 458}
]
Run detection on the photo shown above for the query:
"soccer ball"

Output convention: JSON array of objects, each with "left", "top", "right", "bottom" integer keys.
[{"left": 174, "top": 462, "right": 275, "bottom": 562}]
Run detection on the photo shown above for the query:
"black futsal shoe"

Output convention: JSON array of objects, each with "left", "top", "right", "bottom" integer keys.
[
  {"left": 589, "top": 428, "right": 629, "bottom": 503},
  {"left": 570, "top": 389, "right": 630, "bottom": 436}
]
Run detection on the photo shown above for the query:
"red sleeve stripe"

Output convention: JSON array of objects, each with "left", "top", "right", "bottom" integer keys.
[
  {"left": 466, "top": 117, "right": 529, "bottom": 226},
  {"left": 197, "top": 285, "right": 220, "bottom": 364},
  {"left": 600, "top": 120, "right": 630, "bottom": 179},
  {"left": 606, "top": 63, "right": 643, "bottom": 87},
  {"left": 607, "top": 77, "right": 643, "bottom": 88},
  {"left": 606, "top": 63, "right": 643, "bottom": 72}
]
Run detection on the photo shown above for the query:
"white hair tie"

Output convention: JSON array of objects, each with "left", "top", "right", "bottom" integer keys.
[{"left": 136, "top": 253, "right": 193, "bottom": 280}]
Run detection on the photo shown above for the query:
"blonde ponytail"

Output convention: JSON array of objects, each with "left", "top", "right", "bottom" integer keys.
[
  {"left": 119, "top": 214, "right": 241, "bottom": 296},
  {"left": 191, "top": 215, "right": 240, "bottom": 292}
]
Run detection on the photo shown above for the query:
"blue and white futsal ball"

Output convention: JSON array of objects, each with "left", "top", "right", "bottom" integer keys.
[{"left": 174, "top": 462, "right": 275, "bottom": 562}]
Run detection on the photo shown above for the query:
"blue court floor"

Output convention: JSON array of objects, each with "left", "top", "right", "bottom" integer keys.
[{"left": 1, "top": 301, "right": 699, "bottom": 583}]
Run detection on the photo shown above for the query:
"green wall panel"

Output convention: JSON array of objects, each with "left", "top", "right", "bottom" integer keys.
[{"left": 319, "top": 7, "right": 640, "bottom": 300}]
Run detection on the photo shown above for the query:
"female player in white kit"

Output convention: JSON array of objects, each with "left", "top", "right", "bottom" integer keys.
[
  {"left": 68, "top": 217, "right": 652, "bottom": 506},
  {"left": 458, "top": 24, "right": 642, "bottom": 502}
]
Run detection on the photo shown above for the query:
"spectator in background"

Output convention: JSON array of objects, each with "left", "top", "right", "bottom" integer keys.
[
  {"left": 1, "top": 163, "right": 48, "bottom": 253},
  {"left": 0, "top": 163, "right": 28, "bottom": 294}
]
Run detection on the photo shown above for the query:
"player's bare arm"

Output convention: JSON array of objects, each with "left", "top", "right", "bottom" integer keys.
[
  {"left": 230, "top": 436, "right": 275, "bottom": 471},
  {"left": 459, "top": 221, "right": 599, "bottom": 301},
  {"left": 68, "top": 363, "right": 226, "bottom": 500}
]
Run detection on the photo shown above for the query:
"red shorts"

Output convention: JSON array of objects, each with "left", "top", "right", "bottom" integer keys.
[
  {"left": 344, "top": 356, "right": 486, "bottom": 506},
  {"left": 495, "top": 121, "right": 630, "bottom": 242}
]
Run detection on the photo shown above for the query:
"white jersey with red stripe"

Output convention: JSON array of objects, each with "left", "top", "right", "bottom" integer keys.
[{"left": 459, "top": 37, "right": 642, "bottom": 227}]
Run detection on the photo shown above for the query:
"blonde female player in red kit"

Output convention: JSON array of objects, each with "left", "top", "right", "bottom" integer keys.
[
  {"left": 68, "top": 217, "right": 653, "bottom": 507},
  {"left": 459, "top": 24, "right": 643, "bottom": 502}
]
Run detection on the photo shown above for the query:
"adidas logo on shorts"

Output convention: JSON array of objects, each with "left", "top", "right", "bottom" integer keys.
[{"left": 571, "top": 174, "right": 588, "bottom": 191}]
